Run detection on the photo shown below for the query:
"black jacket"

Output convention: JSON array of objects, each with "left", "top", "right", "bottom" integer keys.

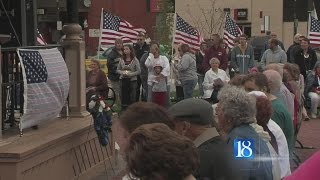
[
  {"left": 194, "top": 128, "right": 242, "bottom": 180},
  {"left": 286, "top": 42, "right": 299, "bottom": 63},
  {"left": 294, "top": 48, "right": 318, "bottom": 78},
  {"left": 195, "top": 51, "right": 206, "bottom": 75},
  {"left": 107, "top": 48, "right": 122, "bottom": 81},
  {"left": 133, "top": 42, "right": 149, "bottom": 60},
  {"left": 305, "top": 66, "right": 320, "bottom": 98}
]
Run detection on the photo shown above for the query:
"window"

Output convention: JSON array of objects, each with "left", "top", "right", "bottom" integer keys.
[
  {"left": 238, "top": 24, "right": 251, "bottom": 38},
  {"left": 283, "top": 0, "right": 308, "bottom": 22}
]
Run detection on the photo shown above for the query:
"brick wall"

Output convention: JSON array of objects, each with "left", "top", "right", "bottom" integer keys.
[{"left": 85, "top": 0, "right": 156, "bottom": 55}]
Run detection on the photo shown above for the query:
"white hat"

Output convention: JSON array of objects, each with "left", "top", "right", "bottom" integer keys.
[
  {"left": 248, "top": 91, "right": 267, "bottom": 98},
  {"left": 153, "top": 63, "right": 163, "bottom": 68}
]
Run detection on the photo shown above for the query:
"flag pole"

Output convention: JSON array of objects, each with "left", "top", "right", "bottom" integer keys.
[
  {"left": 307, "top": 11, "right": 311, "bottom": 39},
  {"left": 171, "top": 12, "right": 177, "bottom": 60},
  {"left": 221, "top": 12, "right": 228, "bottom": 37},
  {"left": 97, "top": 8, "right": 104, "bottom": 60},
  {"left": 170, "top": 12, "right": 177, "bottom": 83}
]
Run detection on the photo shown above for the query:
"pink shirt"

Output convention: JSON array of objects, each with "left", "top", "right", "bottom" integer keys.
[{"left": 285, "top": 151, "right": 320, "bottom": 180}]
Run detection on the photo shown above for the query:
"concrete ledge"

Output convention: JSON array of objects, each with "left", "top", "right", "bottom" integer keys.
[{"left": 0, "top": 116, "right": 116, "bottom": 180}]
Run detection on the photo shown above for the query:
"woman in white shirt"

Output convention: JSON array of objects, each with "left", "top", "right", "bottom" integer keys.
[{"left": 202, "top": 57, "right": 230, "bottom": 102}]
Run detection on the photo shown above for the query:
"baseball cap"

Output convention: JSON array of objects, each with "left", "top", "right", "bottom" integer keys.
[{"left": 168, "top": 98, "right": 213, "bottom": 125}]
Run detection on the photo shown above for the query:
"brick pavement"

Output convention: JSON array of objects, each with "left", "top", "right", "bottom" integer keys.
[
  {"left": 90, "top": 118, "right": 320, "bottom": 180},
  {"left": 294, "top": 118, "right": 320, "bottom": 166}
]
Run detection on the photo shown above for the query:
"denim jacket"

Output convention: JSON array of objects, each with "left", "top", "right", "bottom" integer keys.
[{"left": 226, "top": 124, "right": 273, "bottom": 180}]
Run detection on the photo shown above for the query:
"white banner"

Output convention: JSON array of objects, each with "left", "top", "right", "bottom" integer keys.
[{"left": 17, "top": 48, "right": 69, "bottom": 129}]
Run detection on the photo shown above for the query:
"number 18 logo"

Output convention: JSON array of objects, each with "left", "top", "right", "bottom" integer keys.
[{"left": 234, "top": 139, "right": 254, "bottom": 159}]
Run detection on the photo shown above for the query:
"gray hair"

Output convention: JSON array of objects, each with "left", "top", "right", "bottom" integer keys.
[
  {"left": 314, "top": 61, "right": 320, "bottom": 70},
  {"left": 217, "top": 85, "right": 256, "bottom": 126},
  {"left": 209, "top": 57, "right": 220, "bottom": 65},
  {"left": 263, "top": 70, "right": 282, "bottom": 93},
  {"left": 294, "top": 33, "right": 301, "bottom": 39},
  {"left": 265, "top": 63, "right": 284, "bottom": 78}
]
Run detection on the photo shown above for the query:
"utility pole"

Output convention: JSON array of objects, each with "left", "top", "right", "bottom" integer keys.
[
  {"left": 293, "top": 0, "right": 298, "bottom": 36},
  {"left": 21, "top": 0, "right": 37, "bottom": 46},
  {"left": 66, "top": 0, "right": 79, "bottom": 23},
  {"left": 314, "top": 0, "right": 320, "bottom": 18}
]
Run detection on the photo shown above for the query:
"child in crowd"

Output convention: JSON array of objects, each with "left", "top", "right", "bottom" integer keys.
[{"left": 151, "top": 64, "right": 167, "bottom": 107}]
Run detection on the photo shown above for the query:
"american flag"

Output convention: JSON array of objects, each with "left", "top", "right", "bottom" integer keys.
[
  {"left": 308, "top": 15, "right": 320, "bottom": 46},
  {"left": 36, "top": 29, "right": 47, "bottom": 45},
  {"left": 223, "top": 14, "right": 242, "bottom": 48},
  {"left": 18, "top": 48, "right": 69, "bottom": 129},
  {"left": 99, "top": 10, "right": 146, "bottom": 48},
  {"left": 173, "top": 14, "right": 201, "bottom": 51}
]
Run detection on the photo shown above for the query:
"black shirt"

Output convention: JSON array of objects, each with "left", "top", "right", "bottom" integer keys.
[
  {"left": 294, "top": 48, "right": 318, "bottom": 78},
  {"left": 133, "top": 42, "right": 149, "bottom": 61}
]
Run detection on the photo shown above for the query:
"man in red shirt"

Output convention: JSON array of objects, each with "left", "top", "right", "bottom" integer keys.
[{"left": 202, "top": 34, "right": 228, "bottom": 72}]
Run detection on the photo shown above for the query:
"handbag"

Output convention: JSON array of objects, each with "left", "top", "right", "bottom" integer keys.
[{"left": 213, "top": 78, "right": 224, "bottom": 91}]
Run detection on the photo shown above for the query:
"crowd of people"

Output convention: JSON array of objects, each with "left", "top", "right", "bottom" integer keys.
[
  {"left": 84, "top": 31, "right": 320, "bottom": 179},
  {"left": 116, "top": 94, "right": 319, "bottom": 180},
  {"left": 85, "top": 31, "right": 319, "bottom": 110}
]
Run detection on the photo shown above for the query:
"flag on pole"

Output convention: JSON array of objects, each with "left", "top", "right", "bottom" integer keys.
[
  {"left": 99, "top": 10, "right": 146, "bottom": 49},
  {"left": 17, "top": 48, "right": 69, "bottom": 129},
  {"left": 173, "top": 14, "right": 201, "bottom": 51},
  {"left": 36, "top": 29, "right": 47, "bottom": 45},
  {"left": 223, "top": 14, "right": 242, "bottom": 49},
  {"left": 308, "top": 15, "right": 320, "bottom": 46}
]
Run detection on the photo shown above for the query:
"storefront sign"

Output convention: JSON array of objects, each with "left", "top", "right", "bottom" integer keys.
[
  {"left": 57, "top": 21, "right": 62, "bottom": 30},
  {"left": 234, "top": 9, "right": 248, "bottom": 20},
  {"left": 150, "top": 0, "right": 161, "bottom": 13},
  {"left": 37, "top": 9, "right": 45, "bottom": 15}
]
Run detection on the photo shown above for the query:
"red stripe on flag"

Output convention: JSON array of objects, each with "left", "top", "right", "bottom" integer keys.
[
  {"left": 99, "top": 11, "right": 146, "bottom": 48},
  {"left": 173, "top": 14, "right": 202, "bottom": 51}
]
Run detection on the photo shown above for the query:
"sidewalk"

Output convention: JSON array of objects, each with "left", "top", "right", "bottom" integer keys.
[{"left": 294, "top": 118, "right": 320, "bottom": 165}]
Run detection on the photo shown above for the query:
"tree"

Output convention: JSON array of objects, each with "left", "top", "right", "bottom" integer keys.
[
  {"left": 155, "top": 0, "right": 175, "bottom": 58},
  {"left": 185, "top": 0, "right": 225, "bottom": 39}
]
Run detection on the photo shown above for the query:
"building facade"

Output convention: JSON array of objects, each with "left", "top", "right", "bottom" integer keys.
[
  {"left": 176, "top": 0, "right": 311, "bottom": 49},
  {"left": 37, "top": 0, "right": 158, "bottom": 55}
]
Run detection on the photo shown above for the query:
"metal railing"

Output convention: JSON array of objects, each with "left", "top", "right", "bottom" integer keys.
[{"left": 1, "top": 45, "right": 64, "bottom": 132}]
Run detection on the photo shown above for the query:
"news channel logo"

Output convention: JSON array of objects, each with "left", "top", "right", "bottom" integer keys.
[{"left": 234, "top": 139, "right": 254, "bottom": 159}]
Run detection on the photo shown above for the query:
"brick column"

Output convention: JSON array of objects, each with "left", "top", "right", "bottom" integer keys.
[{"left": 62, "top": 24, "right": 89, "bottom": 117}]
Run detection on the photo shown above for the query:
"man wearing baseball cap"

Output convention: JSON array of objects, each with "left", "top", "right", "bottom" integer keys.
[{"left": 168, "top": 98, "right": 242, "bottom": 180}]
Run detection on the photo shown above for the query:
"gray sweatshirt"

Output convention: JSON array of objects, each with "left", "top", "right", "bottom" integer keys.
[
  {"left": 230, "top": 45, "right": 255, "bottom": 74},
  {"left": 175, "top": 52, "right": 197, "bottom": 82},
  {"left": 116, "top": 58, "right": 141, "bottom": 81},
  {"left": 261, "top": 46, "right": 287, "bottom": 68},
  {"left": 151, "top": 74, "right": 167, "bottom": 92}
]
